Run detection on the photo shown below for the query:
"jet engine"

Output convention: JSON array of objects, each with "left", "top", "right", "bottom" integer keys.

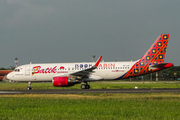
[{"left": 52, "top": 76, "right": 78, "bottom": 87}]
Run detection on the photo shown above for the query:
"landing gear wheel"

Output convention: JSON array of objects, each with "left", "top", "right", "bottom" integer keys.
[
  {"left": 81, "top": 83, "right": 90, "bottom": 89},
  {"left": 27, "top": 82, "right": 32, "bottom": 90},
  {"left": 86, "top": 84, "right": 90, "bottom": 89},
  {"left": 81, "top": 84, "right": 86, "bottom": 89},
  {"left": 27, "top": 87, "right": 32, "bottom": 90}
]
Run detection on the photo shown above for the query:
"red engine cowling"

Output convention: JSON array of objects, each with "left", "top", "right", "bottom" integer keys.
[
  {"left": 52, "top": 76, "right": 75, "bottom": 87},
  {"left": 53, "top": 76, "right": 68, "bottom": 86}
]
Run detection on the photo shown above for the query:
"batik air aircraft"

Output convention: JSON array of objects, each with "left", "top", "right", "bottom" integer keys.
[{"left": 7, "top": 34, "right": 173, "bottom": 90}]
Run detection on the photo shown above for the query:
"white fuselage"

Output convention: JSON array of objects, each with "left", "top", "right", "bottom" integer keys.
[{"left": 7, "top": 61, "right": 137, "bottom": 82}]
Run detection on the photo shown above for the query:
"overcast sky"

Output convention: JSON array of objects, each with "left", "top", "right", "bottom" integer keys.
[{"left": 0, "top": 0, "right": 180, "bottom": 67}]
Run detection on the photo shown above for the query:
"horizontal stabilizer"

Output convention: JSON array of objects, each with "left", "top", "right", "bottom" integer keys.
[{"left": 149, "top": 63, "right": 174, "bottom": 70}]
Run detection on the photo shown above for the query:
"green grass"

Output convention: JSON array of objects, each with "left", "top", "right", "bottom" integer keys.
[
  {"left": 1, "top": 81, "right": 180, "bottom": 90},
  {"left": 1, "top": 81, "right": 180, "bottom": 120},
  {"left": 0, "top": 93, "right": 180, "bottom": 120}
]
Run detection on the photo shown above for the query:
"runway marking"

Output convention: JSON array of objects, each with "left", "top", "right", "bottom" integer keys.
[{"left": 0, "top": 91, "right": 22, "bottom": 94}]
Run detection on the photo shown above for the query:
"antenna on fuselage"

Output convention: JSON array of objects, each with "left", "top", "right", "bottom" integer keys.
[
  {"left": 15, "top": 58, "right": 18, "bottom": 67},
  {"left": 92, "top": 55, "right": 96, "bottom": 62}
]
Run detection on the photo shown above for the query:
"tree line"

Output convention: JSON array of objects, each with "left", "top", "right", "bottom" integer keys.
[
  {"left": 0, "top": 66, "right": 15, "bottom": 70},
  {"left": 129, "top": 66, "right": 180, "bottom": 81}
]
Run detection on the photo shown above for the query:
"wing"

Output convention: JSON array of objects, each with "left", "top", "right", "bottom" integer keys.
[
  {"left": 52, "top": 56, "right": 103, "bottom": 87},
  {"left": 69, "top": 56, "right": 102, "bottom": 80}
]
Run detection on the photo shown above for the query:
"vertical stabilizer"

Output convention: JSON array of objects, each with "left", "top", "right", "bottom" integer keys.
[
  {"left": 123, "top": 34, "right": 172, "bottom": 78},
  {"left": 139, "top": 34, "right": 169, "bottom": 64}
]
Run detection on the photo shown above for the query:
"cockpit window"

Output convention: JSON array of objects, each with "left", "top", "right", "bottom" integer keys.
[{"left": 14, "top": 69, "right": 20, "bottom": 72}]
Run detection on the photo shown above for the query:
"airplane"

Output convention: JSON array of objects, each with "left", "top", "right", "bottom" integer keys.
[{"left": 7, "top": 34, "right": 173, "bottom": 90}]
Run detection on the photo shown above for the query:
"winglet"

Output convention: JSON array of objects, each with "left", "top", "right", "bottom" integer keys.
[{"left": 94, "top": 56, "right": 102, "bottom": 67}]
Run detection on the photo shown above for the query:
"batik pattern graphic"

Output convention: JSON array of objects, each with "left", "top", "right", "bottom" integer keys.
[{"left": 123, "top": 34, "right": 169, "bottom": 79}]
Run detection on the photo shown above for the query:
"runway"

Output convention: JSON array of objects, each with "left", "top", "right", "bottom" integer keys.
[{"left": 1, "top": 88, "right": 180, "bottom": 94}]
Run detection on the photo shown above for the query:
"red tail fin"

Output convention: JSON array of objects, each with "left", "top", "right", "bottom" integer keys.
[
  {"left": 140, "top": 34, "right": 169, "bottom": 63},
  {"left": 123, "top": 34, "right": 173, "bottom": 78}
]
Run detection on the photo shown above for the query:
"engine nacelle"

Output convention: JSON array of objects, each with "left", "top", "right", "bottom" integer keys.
[{"left": 52, "top": 76, "right": 76, "bottom": 87}]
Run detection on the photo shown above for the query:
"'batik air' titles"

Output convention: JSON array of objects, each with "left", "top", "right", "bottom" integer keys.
[
  {"left": 32, "top": 63, "right": 116, "bottom": 75},
  {"left": 32, "top": 66, "right": 58, "bottom": 75},
  {"left": 75, "top": 63, "right": 115, "bottom": 69}
]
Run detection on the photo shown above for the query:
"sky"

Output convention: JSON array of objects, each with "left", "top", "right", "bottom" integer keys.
[{"left": 0, "top": 0, "right": 180, "bottom": 68}]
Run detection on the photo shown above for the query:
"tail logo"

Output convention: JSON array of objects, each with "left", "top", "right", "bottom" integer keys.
[{"left": 123, "top": 34, "right": 169, "bottom": 79}]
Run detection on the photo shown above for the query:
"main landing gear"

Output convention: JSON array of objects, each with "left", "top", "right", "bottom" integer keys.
[
  {"left": 81, "top": 82, "right": 90, "bottom": 89},
  {"left": 27, "top": 82, "right": 32, "bottom": 90}
]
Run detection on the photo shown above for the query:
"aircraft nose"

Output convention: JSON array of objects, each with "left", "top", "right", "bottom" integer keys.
[{"left": 7, "top": 73, "right": 12, "bottom": 80}]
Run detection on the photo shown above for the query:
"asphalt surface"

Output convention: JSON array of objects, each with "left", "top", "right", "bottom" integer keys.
[{"left": 1, "top": 88, "right": 180, "bottom": 94}]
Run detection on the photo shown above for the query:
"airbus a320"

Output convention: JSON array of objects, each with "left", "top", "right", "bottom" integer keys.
[{"left": 7, "top": 34, "right": 173, "bottom": 90}]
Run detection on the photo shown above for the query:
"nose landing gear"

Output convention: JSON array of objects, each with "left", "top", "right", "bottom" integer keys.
[{"left": 27, "top": 82, "right": 32, "bottom": 90}]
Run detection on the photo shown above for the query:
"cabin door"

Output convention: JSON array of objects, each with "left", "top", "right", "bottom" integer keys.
[{"left": 25, "top": 66, "right": 30, "bottom": 76}]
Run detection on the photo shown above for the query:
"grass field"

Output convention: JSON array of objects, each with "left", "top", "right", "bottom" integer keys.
[
  {"left": 1, "top": 81, "right": 180, "bottom": 120},
  {"left": 0, "top": 93, "right": 180, "bottom": 120},
  {"left": 1, "top": 81, "right": 180, "bottom": 90}
]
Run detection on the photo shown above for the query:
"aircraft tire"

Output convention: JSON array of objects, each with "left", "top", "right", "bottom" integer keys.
[
  {"left": 27, "top": 87, "right": 32, "bottom": 90},
  {"left": 86, "top": 85, "right": 90, "bottom": 89},
  {"left": 81, "top": 84, "right": 86, "bottom": 89}
]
